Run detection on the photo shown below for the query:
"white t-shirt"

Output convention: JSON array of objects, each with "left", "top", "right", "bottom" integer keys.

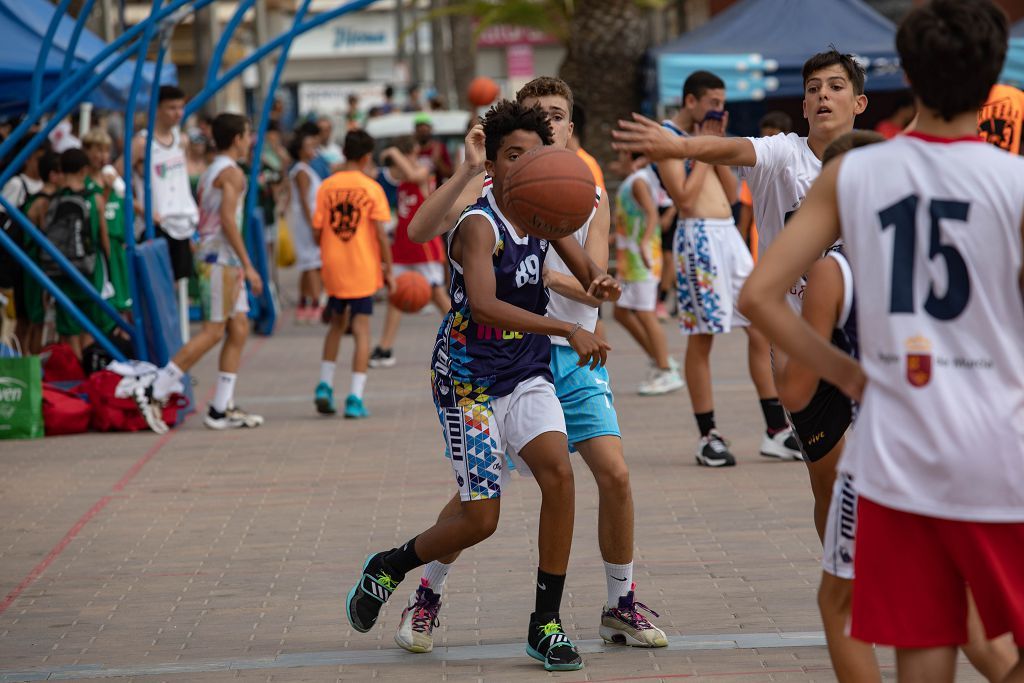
[
  {"left": 2, "top": 174, "right": 43, "bottom": 207},
  {"left": 838, "top": 134, "right": 1024, "bottom": 522},
  {"left": 738, "top": 133, "right": 821, "bottom": 257}
]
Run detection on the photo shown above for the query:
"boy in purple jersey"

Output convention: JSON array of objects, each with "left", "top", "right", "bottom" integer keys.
[{"left": 343, "top": 100, "right": 618, "bottom": 673}]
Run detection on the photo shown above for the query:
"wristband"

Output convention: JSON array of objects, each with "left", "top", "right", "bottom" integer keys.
[{"left": 566, "top": 322, "right": 582, "bottom": 342}]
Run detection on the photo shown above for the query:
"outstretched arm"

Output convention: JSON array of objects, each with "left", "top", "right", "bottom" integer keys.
[
  {"left": 737, "top": 160, "right": 862, "bottom": 400},
  {"left": 549, "top": 232, "right": 620, "bottom": 303},
  {"left": 408, "top": 124, "right": 485, "bottom": 243},
  {"left": 543, "top": 191, "right": 620, "bottom": 305},
  {"left": 613, "top": 113, "right": 757, "bottom": 167}
]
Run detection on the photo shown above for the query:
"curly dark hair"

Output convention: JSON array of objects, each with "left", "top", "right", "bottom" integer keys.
[
  {"left": 481, "top": 100, "right": 554, "bottom": 162},
  {"left": 897, "top": 0, "right": 1007, "bottom": 122}
]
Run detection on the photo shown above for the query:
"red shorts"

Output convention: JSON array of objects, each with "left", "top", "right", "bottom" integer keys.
[{"left": 852, "top": 496, "right": 1024, "bottom": 648}]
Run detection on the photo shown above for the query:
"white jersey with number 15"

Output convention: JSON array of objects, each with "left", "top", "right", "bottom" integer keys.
[{"left": 837, "top": 132, "right": 1024, "bottom": 523}]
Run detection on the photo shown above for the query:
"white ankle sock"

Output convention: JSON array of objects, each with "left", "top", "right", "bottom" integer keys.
[
  {"left": 319, "top": 361, "right": 336, "bottom": 387},
  {"left": 421, "top": 561, "right": 451, "bottom": 594},
  {"left": 153, "top": 362, "right": 184, "bottom": 401},
  {"left": 604, "top": 561, "right": 633, "bottom": 606},
  {"left": 211, "top": 372, "right": 236, "bottom": 413},
  {"left": 350, "top": 372, "right": 367, "bottom": 399}
]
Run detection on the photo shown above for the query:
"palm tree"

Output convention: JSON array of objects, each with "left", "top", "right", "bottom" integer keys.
[{"left": 430, "top": 0, "right": 661, "bottom": 172}]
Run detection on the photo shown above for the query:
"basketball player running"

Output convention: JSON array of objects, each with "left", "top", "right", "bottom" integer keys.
[
  {"left": 343, "top": 100, "right": 617, "bottom": 672},
  {"left": 739, "top": 2, "right": 1024, "bottom": 680},
  {"left": 400, "top": 77, "right": 667, "bottom": 654},
  {"left": 654, "top": 71, "right": 801, "bottom": 467}
]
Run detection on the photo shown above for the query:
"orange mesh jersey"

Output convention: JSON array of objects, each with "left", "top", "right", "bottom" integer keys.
[{"left": 576, "top": 147, "right": 606, "bottom": 195}]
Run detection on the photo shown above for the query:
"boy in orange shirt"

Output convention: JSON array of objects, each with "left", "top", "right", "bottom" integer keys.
[{"left": 313, "top": 130, "right": 393, "bottom": 418}]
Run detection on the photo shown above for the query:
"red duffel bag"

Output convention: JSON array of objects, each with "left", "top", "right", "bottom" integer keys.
[
  {"left": 42, "top": 384, "right": 92, "bottom": 436},
  {"left": 41, "top": 343, "right": 86, "bottom": 382},
  {"left": 85, "top": 370, "right": 188, "bottom": 432}
]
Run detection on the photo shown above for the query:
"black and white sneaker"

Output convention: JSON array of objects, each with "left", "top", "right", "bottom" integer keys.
[
  {"left": 369, "top": 347, "right": 396, "bottom": 368},
  {"left": 131, "top": 382, "right": 169, "bottom": 435},
  {"left": 759, "top": 427, "right": 804, "bottom": 461},
  {"left": 695, "top": 430, "right": 736, "bottom": 467},
  {"left": 203, "top": 406, "right": 247, "bottom": 430},
  {"left": 225, "top": 403, "right": 264, "bottom": 428},
  {"left": 526, "top": 612, "right": 583, "bottom": 671},
  {"left": 345, "top": 551, "right": 403, "bottom": 633}
]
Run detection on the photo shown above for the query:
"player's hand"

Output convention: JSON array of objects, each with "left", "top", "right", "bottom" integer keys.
[
  {"left": 381, "top": 146, "right": 398, "bottom": 160},
  {"left": 587, "top": 274, "right": 621, "bottom": 302},
  {"left": 698, "top": 111, "right": 729, "bottom": 137},
  {"left": 612, "top": 113, "right": 686, "bottom": 161},
  {"left": 463, "top": 124, "right": 485, "bottom": 175},
  {"left": 244, "top": 264, "right": 263, "bottom": 296},
  {"left": 640, "top": 245, "right": 653, "bottom": 271},
  {"left": 838, "top": 363, "right": 867, "bottom": 403},
  {"left": 568, "top": 327, "right": 611, "bottom": 370}
]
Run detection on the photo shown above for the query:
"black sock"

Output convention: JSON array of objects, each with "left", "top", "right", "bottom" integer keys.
[
  {"left": 695, "top": 411, "right": 716, "bottom": 437},
  {"left": 535, "top": 568, "right": 566, "bottom": 616},
  {"left": 760, "top": 398, "right": 788, "bottom": 433},
  {"left": 383, "top": 536, "right": 423, "bottom": 577}
]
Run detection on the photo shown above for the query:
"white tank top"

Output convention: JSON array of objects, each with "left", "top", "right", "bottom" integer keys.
[
  {"left": 196, "top": 155, "right": 247, "bottom": 267},
  {"left": 287, "top": 161, "right": 322, "bottom": 237},
  {"left": 838, "top": 132, "right": 1024, "bottom": 522},
  {"left": 137, "top": 128, "right": 199, "bottom": 239}
]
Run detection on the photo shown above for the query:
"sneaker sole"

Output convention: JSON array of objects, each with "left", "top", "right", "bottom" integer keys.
[
  {"left": 599, "top": 624, "right": 668, "bottom": 648},
  {"left": 525, "top": 644, "right": 584, "bottom": 671},
  {"left": 759, "top": 446, "right": 804, "bottom": 461},
  {"left": 695, "top": 454, "right": 735, "bottom": 468},
  {"left": 394, "top": 632, "right": 432, "bottom": 653},
  {"left": 315, "top": 397, "right": 336, "bottom": 415},
  {"left": 638, "top": 383, "right": 685, "bottom": 396},
  {"left": 345, "top": 553, "right": 376, "bottom": 633}
]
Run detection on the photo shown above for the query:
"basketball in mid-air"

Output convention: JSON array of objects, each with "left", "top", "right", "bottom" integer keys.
[
  {"left": 502, "top": 147, "right": 596, "bottom": 240},
  {"left": 389, "top": 271, "right": 431, "bottom": 313},
  {"left": 467, "top": 77, "right": 500, "bottom": 107}
]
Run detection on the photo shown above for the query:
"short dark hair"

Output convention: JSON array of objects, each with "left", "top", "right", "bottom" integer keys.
[
  {"left": 158, "top": 85, "right": 186, "bottom": 104},
  {"left": 211, "top": 113, "right": 249, "bottom": 151},
  {"left": 385, "top": 85, "right": 395, "bottom": 98},
  {"left": 482, "top": 99, "right": 554, "bottom": 161},
  {"left": 822, "top": 130, "right": 885, "bottom": 164},
  {"left": 38, "top": 151, "right": 60, "bottom": 182},
  {"left": 802, "top": 49, "right": 866, "bottom": 95},
  {"left": 343, "top": 129, "right": 375, "bottom": 160},
  {"left": 759, "top": 111, "right": 793, "bottom": 134},
  {"left": 59, "top": 148, "right": 89, "bottom": 175},
  {"left": 288, "top": 126, "right": 318, "bottom": 161},
  {"left": 897, "top": 0, "right": 1007, "bottom": 122},
  {"left": 683, "top": 71, "right": 725, "bottom": 102},
  {"left": 394, "top": 135, "right": 417, "bottom": 155},
  {"left": 571, "top": 103, "right": 586, "bottom": 144}
]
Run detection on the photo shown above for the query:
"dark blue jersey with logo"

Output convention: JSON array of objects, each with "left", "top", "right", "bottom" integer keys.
[{"left": 431, "top": 189, "right": 553, "bottom": 407}]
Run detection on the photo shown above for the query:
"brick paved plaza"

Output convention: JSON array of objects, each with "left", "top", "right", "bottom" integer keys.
[{"left": 0, "top": 304, "right": 985, "bottom": 682}]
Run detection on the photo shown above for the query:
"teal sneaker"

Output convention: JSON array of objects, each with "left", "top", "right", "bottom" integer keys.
[
  {"left": 344, "top": 394, "right": 370, "bottom": 419},
  {"left": 315, "top": 382, "right": 336, "bottom": 415}
]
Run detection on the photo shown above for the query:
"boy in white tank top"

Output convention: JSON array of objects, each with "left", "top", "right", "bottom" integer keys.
[
  {"left": 740, "top": 2, "right": 1024, "bottom": 680},
  {"left": 134, "top": 114, "right": 266, "bottom": 433}
]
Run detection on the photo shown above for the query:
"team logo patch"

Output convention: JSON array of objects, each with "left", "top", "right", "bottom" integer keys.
[{"left": 905, "top": 335, "right": 933, "bottom": 388}]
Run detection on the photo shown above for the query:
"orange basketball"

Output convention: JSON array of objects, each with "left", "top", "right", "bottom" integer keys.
[
  {"left": 467, "top": 76, "right": 500, "bottom": 107},
  {"left": 389, "top": 271, "right": 431, "bottom": 313},
  {"left": 502, "top": 147, "right": 596, "bottom": 240}
]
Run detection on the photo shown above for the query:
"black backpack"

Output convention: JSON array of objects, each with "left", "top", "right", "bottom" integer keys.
[
  {"left": 40, "top": 192, "right": 94, "bottom": 278},
  {"left": 0, "top": 177, "right": 28, "bottom": 288}
]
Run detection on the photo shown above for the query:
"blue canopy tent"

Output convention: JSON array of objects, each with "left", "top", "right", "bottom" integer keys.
[
  {"left": 649, "top": 0, "right": 903, "bottom": 108},
  {"left": 0, "top": 0, "right": 177, "bottom": 115}
]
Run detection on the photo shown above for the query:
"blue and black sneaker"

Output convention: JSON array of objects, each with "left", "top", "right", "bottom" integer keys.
[
  {"left": 315, "top": 382, "right": 335, "bottom": 415},
  {"left": 345, "top": 551, "right": 403, "bottom": 633},
  {"left": 525, "top": 612, "right": 583, "bottom": 671}
]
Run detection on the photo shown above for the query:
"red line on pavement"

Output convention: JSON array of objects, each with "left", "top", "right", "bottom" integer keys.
[
  {"left": 0, "top": 336, "right": 267, "bottom": 617},
  {"left": 0, "top": 495, "right": 113, "bottom": 615}
]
